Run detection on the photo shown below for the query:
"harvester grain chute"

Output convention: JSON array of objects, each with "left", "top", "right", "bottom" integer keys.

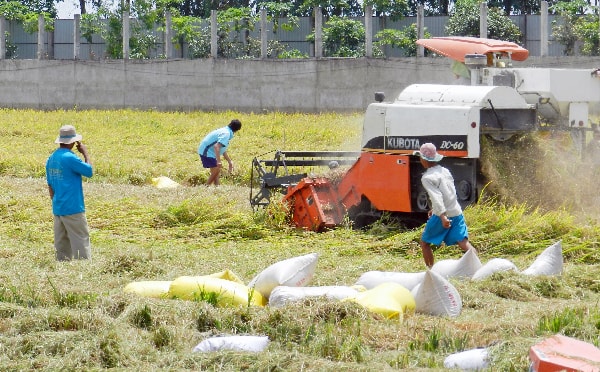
[{"left": 251, "top": 37, "right": 600, "bottom": 231}]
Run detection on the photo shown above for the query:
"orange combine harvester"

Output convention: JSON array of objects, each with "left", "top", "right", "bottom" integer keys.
[{"left": 250, "top": 37, "right": 600, "bottom": 231}]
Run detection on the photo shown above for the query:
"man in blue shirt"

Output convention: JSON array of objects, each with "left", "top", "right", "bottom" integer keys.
[
  {"left": 46, "top": 125, "right": 93, "bottom": 261},
  {"left": 198, "top": 119, "right": 242, "bottom": 185}
]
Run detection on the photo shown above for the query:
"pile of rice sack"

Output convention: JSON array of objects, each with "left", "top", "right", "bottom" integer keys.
[{"left": 123, "top": 241, "right": 563, "bottom": 356}]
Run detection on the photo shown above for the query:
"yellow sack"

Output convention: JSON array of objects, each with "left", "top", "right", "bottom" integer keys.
[
  {"left": 123, "top": 281, "right": 172, "bottom": 299},
  {"left": 205, "top": 269, "right": 245, "bottom": 284},
  {"left": 168, "top": 276, "right": 265, "bottom": 307},
  {"left": 347, "top": 282, "right": 415, "bottom": 320},
  {"left": 152, "top": 176, "right": 180, "bottom": 189}
]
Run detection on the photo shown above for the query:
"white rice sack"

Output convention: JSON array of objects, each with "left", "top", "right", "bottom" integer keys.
[
  {"left": 522, "top": 241, "right": 563, "bottom": 276},
  {"left": 444, "top": 348, "right": 490, "bottom": 370},
  {"left": 354, "top": 271, "right": 426, "bottom": 291},
  {"left": 432, "top": 248, "right": 482, "bottom": 279},
  {"left": 248, "top": 253, "right": 319, "bottom": 298},
  {"left": 472, "top": 258, "right": 519, "bottom": 281},
  {"left": 192, "top": 335, "right": 269, "bottom": 353},
  {"left": 269, "top": 285, "right": 359, "bottom": 307},
  {"left": 411, "top": 270, "right": 462, "bottom": 317}
]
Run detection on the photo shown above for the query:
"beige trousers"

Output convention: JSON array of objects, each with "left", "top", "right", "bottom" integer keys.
[{"left": 53, "top": 213, "right": 91, "bottom": 261}]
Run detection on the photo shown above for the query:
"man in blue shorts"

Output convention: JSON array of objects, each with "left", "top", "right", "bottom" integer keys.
[
  {"left": 198, "top": 119, "right": 242, "bottom": 186},
  {"left": 46, "top": 125, "right": 93, "bottom": 261},
  {"left": 414, "top": 143, "right": 476, "bottom": 268}
]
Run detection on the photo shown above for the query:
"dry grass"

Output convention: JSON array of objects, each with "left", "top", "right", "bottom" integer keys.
[{"left": 0, "top": 109, "right": 599, "bottom": 370}]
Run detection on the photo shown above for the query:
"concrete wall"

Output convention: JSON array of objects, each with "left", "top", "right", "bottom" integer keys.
[{"left": 1, "top": 57, "right": 599, "bottom": 113}]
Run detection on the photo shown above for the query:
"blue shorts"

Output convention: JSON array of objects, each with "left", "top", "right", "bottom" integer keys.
[
  {"left": 200, "top": 155, "right": 217, "bottom": 168},
  {"left": 421, "top": 214, "right": 469, "bottom": 246}
]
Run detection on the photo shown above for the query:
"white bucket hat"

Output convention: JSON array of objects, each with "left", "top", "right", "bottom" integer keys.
[
  {"left": 55, "top": 125, "right": 83, "bottom": 144},
  {"left": 414, "top": 142, "right": 443, "bottom": 162}
]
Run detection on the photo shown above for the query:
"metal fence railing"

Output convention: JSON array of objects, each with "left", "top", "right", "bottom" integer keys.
[{"left": 0, "top": 12, "right": 564, "bottom": 60}]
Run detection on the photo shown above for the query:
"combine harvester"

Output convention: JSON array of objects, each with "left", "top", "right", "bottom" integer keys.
[{"left": 250, "top": 37, "right": 600, "bottom": 231}]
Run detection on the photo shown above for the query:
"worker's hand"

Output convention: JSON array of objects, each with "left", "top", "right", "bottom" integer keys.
[
  {"left": 441, "top": 214, "right": 451, "bottom": 229},
  {"left": 228, "top": 161, "right": 234, "bottom": 174},
  {"left": 75, "top": 141, "right": 88, "bottom": 155},
  {"left": 427, "top": 210, "right": 433, "bottom": 218}
]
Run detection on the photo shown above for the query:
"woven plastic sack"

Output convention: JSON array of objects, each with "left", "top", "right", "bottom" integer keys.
[
  {"left": 348, "top": 282, "right": 416, "bottom": 320},
  {"left": 204, "top": 269, "right": 245, "bottom": 284},
  {"left": 354, "top": 271, "right": 426, "bottom": 291},
  {"left": 151, "top": 176, "right": 179, "bottom": 189},
  {"left": 269, "top": 285, "right": 359, "bottom": 307},
  {"left": 193, "top": 335, "right": 269, "bottom": 352},
  {"left": 168, "top": 276, "right": 265, "bottom": 306},
  {"left": 522, "top": 241, "right": 563, "bottom": 276},
  {"left": 248, "top": 253, "right": 318, "bottom": 299},
  {"left": 431, "top": 248, "right": 482, "bottom": 279},
  {"left": 123, "top": 281, "right": 172, "bottom": 299},
  {"left": 472, "top": 258, "right": 519, "bottom": 281},
  {"left": 411, "top": 270, "right": 462, "bottom": 317},
  {"left": 444, "top": 348, "right": 490, "bottom": 370}
]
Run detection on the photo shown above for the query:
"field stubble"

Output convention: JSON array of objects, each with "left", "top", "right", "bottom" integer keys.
[{"left": 0, "top": 109, "right": 599, "bottom": 370}]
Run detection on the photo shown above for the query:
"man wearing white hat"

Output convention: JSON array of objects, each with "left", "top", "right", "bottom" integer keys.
[
  {"left": 46, "top": 125, "right": 93, "bottom": 261},
  {"left": 414, "top": 142, "right": 476, "bottom": 268}
]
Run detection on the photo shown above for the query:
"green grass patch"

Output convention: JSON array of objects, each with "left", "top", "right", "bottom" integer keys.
[{"left": 0, "top": 109, "right": 599, "bottom": 370}]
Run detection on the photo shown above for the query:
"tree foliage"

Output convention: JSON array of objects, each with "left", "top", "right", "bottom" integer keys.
[
  {"left": 374, "top": 23, "right": 431, "bottom": 57},
  {"left": 551, "top": 0, "right": 599, "bottom": 56},
  {"left": 307, "top": 15, "right": 364, "bottom": 57},
  {"left": 364, "top": 0, "right": 408, "bottom": 21},
  {"left": 445, "top": 0, "right": 522, "bottom": 43},
  {"left": 298, "top": 0, "right": 363, "bottom": 17}
]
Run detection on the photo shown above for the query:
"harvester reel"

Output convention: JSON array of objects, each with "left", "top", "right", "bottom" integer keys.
[{"left": 249, "top": 150, "right": 361, "bottom": 212}]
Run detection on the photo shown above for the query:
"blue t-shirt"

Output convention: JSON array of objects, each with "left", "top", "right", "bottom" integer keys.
[
  {"left": 198, "top": 126, "right": 234, "bottom": 159},
  {"left": 46, "top": 148, "right": 93, "bottom": 216}
]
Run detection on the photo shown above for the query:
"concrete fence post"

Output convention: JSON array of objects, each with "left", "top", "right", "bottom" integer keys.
[
  {"left": 211, "top": 10, "right": 218, "bottom": 58},
  {"left": 314, "top": 6, "right": 322, "bottom": 58},
  {"left": 37, "top": 15, "right": 45, "bottom": 59},
  {"left": 165, "top": 11, "right": 172, "bottom": 59},
  {"left": 480, "top": 2, "right": 488, "bottom": 39},
  {"left": 0, "top": 17, "right": 5, "bottom": 60},
  {"left": 74, "top": 14, "right": 81, "bottom": 60},
  {"left": 417, "top": 5, "right": 424, "bottom": 57},
  {"left": 260, "top": 8, "right": 267, "bottom": 58},
  {"left": 364, "top": 5, "right": 372, "bottom": 57},
  {"left": 540, "top": 1, "right": 548, "bottom": 56},
  {"left": 123, "top": 11, "right": 130, "bottom": 59}
]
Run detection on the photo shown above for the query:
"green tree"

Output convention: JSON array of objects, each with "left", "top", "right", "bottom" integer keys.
[
  {"left": 445, "top": 0, "right": 522, "bottom": 43},
  {"left": 168, "top": 15, "right": 210, "bottom": 58},
  {"left": 298, "top": 0, "right": 363, "bottom": 17},
  {"left": 573, "top": 15, "right": 600, "bottom": 56},
  {"left": 307, "top": 15, "right": 365, "bottom": 57},
  {"left": 374, "top": 23, "right": 431, "bottom": 57},
  {"left": 365, "top": 0, "right": 408, "bottom": 21},
  {"left": 259, "top": 1, "right": 299, "bottom": 33},
  {"left": 405, "top": 0, "right": 450, "bottom": 16},
  {"left": 0, "top": 0, "right": 55, "bottom": 58},
  {"left": 551, "top": 0, "right": 598, "bottom": 56}
]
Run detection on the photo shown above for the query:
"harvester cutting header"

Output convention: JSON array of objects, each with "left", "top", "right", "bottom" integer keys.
[{"left": 251, "top": 37, "right": 600, "bottom": 231}]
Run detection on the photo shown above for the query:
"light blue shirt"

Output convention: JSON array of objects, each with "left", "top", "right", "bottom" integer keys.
[
  {"left": 198, "top": 126, "right": 234, "bottom": 159},
  {"left": 46, "top": 148, "right": 93, "bottom": 216}
]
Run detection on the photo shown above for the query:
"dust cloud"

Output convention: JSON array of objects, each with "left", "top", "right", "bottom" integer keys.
[{"left": 479, "top": 131, "right": 600, "bottom": 221}]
